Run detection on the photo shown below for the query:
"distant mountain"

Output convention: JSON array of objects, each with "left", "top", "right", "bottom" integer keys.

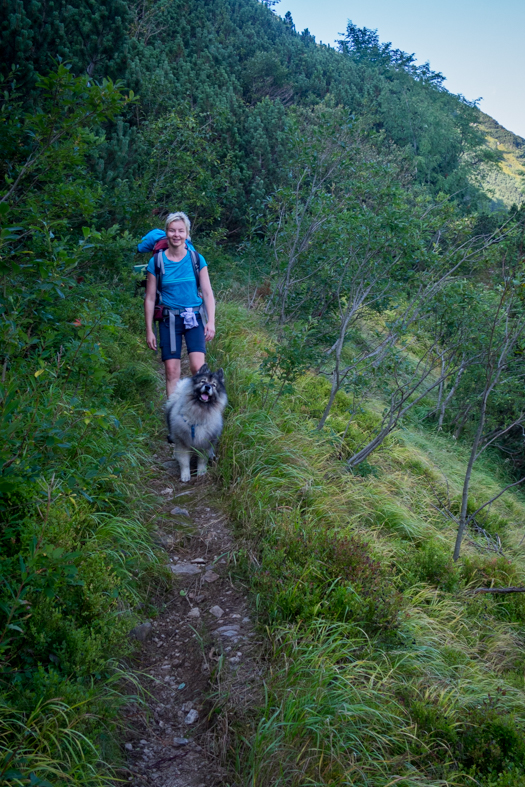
[{"left": 477, "top": 111, "right": 525, "bottom": 209}]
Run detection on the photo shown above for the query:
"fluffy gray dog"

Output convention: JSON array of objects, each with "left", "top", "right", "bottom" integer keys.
[{"left": 165, "top": 364, "right": 227, "bottom": 482}]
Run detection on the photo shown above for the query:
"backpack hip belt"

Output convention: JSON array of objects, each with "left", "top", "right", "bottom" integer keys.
[{"left": 163, "top": 307, "right": 207, "bottom": 355}]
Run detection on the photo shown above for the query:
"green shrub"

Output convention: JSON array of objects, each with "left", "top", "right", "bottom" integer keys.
[
  {"left": 0, "top": 67, "right": 160, "bottom": 780},
  {"left": 408, "top": 698, "right": 458, "bottom": 748},
  {"left": 401, "top": 539, "right": 460, "bottom": 592},
  {"left": 459, "top": 700, "right": 525, "bottom": 774},
  {"left": 251, "top": 528, "right": 403, "bottom": 635}
]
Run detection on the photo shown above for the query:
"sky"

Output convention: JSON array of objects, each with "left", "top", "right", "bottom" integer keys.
[{"left": 276, "top": 0, "right": 525, "bottom": 139}]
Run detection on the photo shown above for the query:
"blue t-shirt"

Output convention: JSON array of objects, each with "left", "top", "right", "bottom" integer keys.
[{"left": 147, "top": 249, "right": 207, "bottom": 311}]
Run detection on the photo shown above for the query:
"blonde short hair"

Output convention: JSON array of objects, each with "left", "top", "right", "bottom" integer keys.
[{"left": 165, "top": 211, "right": 191, "bottom": 239}]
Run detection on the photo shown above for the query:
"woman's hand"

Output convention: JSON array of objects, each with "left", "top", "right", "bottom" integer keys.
[
  {"left": 146, "top": 328, "right": 157, "bottom": 351},
  {"left": 204, "top": 321, "right": 215, "bottom": 341}
]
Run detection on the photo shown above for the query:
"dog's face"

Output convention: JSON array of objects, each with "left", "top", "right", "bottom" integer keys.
[{"left": 191, "top": 364, "right": 226, "bottom": 406}]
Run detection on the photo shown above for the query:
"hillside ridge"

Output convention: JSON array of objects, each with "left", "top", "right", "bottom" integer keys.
[{"left": 478, "top": 110, "right": 525, "bottom": 207}]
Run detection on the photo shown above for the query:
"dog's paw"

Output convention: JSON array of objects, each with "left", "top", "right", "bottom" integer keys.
[
  {"left": 180, "top": 472, "right": 191, "bottom": 483},
  {"left": 197, "top": 468, "right": 207, "bottom": 477}
]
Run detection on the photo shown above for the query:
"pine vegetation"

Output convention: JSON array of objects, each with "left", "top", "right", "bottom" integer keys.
[{"left": 2, "top": 1, "right": 525, "bottom": 785}]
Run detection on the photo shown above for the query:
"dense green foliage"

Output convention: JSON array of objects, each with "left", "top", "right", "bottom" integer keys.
[
  {"left": 0, "top": 66, "right": 162, "bottom": 785},
  {"left": 2, "top": 0, "right": 525, "bottom": 784},
  {"left": 2, "top": 0, "right": 496, "bottom": 232}
]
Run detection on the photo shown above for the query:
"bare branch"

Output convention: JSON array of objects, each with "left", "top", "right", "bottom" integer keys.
[
  {"left": 470, "top": 587, "right": 525, "bottom": 595},
  {"left": 466, "top": 475, "right": 525, "bottom": 523}
]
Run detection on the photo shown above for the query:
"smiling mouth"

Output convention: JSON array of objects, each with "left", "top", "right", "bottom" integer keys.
[{"left": 199, "top": 392, "right": 210, "bottom": 402}]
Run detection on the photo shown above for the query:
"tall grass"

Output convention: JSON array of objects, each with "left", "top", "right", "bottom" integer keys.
[{"left": 208, "top": 302, "right": 525, "bottom": 787}]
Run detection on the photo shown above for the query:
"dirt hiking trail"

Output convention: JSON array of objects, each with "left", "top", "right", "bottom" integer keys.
[{"left": 119, "top": 361, "right": 262, "bottom": 786}]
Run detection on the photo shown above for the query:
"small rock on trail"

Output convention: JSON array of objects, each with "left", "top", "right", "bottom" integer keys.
[
  {"left": 170, "top": 506, "right": 190, "bottom": 517},
  {"left": 129, "top": 621, "right": 153, "bottom": 642},
  {"left": 171, "top": 562, "right": 202, "bottom": 575}
]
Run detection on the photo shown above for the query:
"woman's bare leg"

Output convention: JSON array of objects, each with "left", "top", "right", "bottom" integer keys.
[
  {"left": 188, "top": 352, "right": 206, "bottom": 375},
  {"left": 165, "top": 359, "right": 181, "bottom": 397}
]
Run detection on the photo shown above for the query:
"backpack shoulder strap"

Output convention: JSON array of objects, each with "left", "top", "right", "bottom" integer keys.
[
  {"left": 154, "top": 250, "right": 164, "bottom": 303},
  {"left": 188, "top": 248, "right": 200, "bottom": 290}
]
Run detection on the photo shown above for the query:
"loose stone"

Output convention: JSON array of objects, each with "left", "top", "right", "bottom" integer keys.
[
  {"left": 170, "top": 506, "right": 190, "bottom": 517},
  {"left": 185, "top": 709, "right": 199, "bottom": 724},
  {"left": 129, "top": 621, "right": 152, "bottom": 642},
  {"left": 216, "top": 625, "right": 240, "bottom": 635},
  {"left": 171, "top": 563, "right": 201, "bottom": 575}
]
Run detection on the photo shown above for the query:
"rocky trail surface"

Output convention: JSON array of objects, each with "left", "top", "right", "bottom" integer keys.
[{"left": 118, "top": 398, "right": 262, "bottom": 786}]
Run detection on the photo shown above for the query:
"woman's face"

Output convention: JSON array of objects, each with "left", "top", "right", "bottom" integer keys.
[{"left": 166, "top": 220, "right": 188, "bottom": 247}]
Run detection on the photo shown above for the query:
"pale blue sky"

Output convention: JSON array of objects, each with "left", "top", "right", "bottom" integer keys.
[{"left": 277, "top": 0, "right": 525, "bottom": 138}]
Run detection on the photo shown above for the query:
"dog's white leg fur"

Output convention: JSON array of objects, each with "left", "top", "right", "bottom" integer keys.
[
  {"left": 175, "top": 448, "right": 191, "bottom": 483},
  {"left": 197, "top": 454, "right": 208, "bottom": 476}
]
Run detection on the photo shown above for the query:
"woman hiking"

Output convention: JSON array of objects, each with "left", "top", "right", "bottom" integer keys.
[{"left": 142, "top": 212, "right": 216, "bottom": 396}]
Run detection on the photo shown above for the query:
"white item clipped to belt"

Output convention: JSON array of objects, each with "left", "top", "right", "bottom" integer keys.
[{"left": 180, "top": 308, "right": 199, "bottom": 329}]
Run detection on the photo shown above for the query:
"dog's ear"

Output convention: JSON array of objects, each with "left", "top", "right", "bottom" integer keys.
[
  {"left": 216, "top": 368, "right": 225, "bottom": 382},
  {"left": 197, "top": 363, "right": 210, "bottom": 375}
]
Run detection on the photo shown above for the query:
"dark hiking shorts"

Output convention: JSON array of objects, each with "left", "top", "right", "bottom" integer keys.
[{"left": 159, "top": 313, "right": 206, "bottom": 361}]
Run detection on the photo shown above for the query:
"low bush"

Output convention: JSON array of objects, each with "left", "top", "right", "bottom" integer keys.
[
  {"left": 0, "top": 259, "right": 160, "bottom": 783},
  {"left": 401, "top": 539, "right": 461, "bottom": 592},
  {"left": 460, "top": 699, "right": 525, "bottom": 774},
  {"left": 254, "top": 530, "right": 402, "bottom": 634}
]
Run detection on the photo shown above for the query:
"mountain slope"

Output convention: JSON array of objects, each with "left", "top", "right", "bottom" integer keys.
[{"left": 478, "top": 111, "right": 525, "bottom": 208}]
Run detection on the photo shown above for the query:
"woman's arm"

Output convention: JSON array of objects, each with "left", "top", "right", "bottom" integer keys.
[
  {"left": 199, "top": 266, "right": 216, "bottom": 341},
  {"left": 145, "top": 272, "right": 157, "bottom": 350}
]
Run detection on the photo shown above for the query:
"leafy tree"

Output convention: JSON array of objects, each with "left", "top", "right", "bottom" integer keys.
[{"left": 337, "top": 21, "right": 488, "bottom": 202}]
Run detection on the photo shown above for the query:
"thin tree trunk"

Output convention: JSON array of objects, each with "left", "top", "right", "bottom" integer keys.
[
  {"left": 471, "top": 587, "right": 525, "bottom": 594},
  {"left": 318, "top": 371, "right": 340, "bottom": 430},
  {"left": 438, "top": 360, "right": 466, "bottom": 429},
  {"left": 453, "top": 404, "right": 472, "bottom": 440},
  {"left": 436, "top": 353, "right": 445, "bottom": 412},
  {"left": 453, "top": 391, "right": 489, "bottom": 561},
  {"left": 348, "top": 426, "right": 394, "bottom": 467}
]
